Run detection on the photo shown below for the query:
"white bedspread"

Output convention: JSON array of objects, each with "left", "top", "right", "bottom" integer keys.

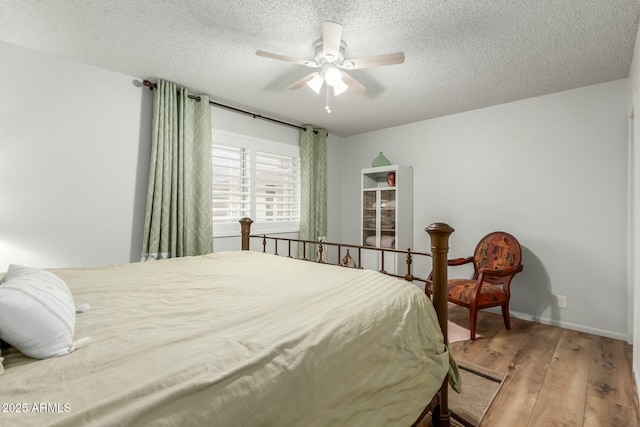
[{"left": 0, "top": 251, "right": 452, "bottom": 427}]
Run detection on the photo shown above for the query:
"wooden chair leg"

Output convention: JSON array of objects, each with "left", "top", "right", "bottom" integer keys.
[
  {"left": 501, "top": 303, "right": 511, "bottom": 330},
  {"left": 469, "top": 305, "right": 478, "bottom": 340}
]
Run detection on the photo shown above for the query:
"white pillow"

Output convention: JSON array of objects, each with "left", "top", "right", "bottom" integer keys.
[
  {"left": 2, "top": 264, "right": 38, "bottom": 282},
  {"left": 0, "top": 265, "right": 77, "bottom": 359}
]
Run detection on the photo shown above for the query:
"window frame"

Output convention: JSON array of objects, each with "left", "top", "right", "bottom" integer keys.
[{"left": 212, "top": 130, "right": 300, "bottom": 238}]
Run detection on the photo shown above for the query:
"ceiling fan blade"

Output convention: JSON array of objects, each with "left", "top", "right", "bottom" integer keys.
[
  {"left": 256, "top": 50, "right": 319, "bottom": 67},
  {"left": 341, "top": 72, "right": 366, "bottom": 93},
  {"left": 287, "top": 73, "right": 320, "bottom": 90},
  {"left": 322, "top": 21, "right": 343, "bottom": 61},
  {"left": 342, "top": 52, "right": 405, "bottom": 69}
]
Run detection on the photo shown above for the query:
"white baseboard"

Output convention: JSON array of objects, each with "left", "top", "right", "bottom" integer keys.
[
  {"left": 635, "top": 368, "right": 640, "bottom": 406},
  {"left": 484, "top": 308, "right": 628, "bottom": 341}
]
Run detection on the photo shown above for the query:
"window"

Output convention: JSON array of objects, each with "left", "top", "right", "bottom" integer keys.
[{"left": 212, "top": 130, "right": 300, "bottom": 236}]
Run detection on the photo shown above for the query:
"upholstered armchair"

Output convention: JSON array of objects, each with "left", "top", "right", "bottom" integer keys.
[{"left": 428, "top": 231, "right": 523, "bottom": 340}]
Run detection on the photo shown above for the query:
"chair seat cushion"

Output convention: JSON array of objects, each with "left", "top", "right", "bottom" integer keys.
[{"left": 446, "top": 279, "right": 506, "bottom": 305}]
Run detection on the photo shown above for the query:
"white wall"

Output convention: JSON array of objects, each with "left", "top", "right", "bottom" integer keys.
[
  {"left": 0, "top": 41, "right": 152, "bottom": 270},
  {"left": 211, "top": 107, "right": 299, "bottom": 147},
  {"left": 337, "top": 79, "right": 629, "bottom": 340},
  {"left": 628, "top": 21, "right": 640, "bottom": 405}
]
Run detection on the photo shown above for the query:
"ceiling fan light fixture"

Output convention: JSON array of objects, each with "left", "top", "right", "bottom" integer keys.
[
  {"left": 333, "top": 78, "right": 349, "bottom": 96},
  {"left": 306, "top": 74, "right": 324, "bottom": 94},
  {"left": 324, "top": 67, "right": 343, "bottom": 86}
]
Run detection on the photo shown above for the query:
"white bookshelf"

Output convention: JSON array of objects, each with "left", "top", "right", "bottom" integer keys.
[{"left": 360, "top": 165, "right": 413, "bottom": 274}]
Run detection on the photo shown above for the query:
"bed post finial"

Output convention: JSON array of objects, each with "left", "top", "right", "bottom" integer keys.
[
  {"left": 240, "top": 218, "right": 253, "bottom": 250},
  {"left": 426, "top": 222, "right": 454, "bottom": 427}
]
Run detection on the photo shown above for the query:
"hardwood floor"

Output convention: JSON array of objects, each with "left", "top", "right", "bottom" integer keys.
[{"left": 447, "top": 304, "right": 640, "bottom": 427}]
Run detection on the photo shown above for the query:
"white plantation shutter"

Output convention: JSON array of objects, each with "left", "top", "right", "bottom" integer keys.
[
  {"left": 255, "top": 151, "right": 300, "bottom": 222},
  {"left": 212, "top": 145, "right": 251, "bottom": 224},
  {"left": 212, "top": 130, "right": 300, "bottom": 236}
]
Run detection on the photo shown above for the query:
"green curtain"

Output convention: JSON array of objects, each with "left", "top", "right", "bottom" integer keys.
[
  {"left": 141, "top": 80, "right": 213, "bottom": 260},
  {"left": 298, "top": 126, "right": 327, "bottom": 258}
]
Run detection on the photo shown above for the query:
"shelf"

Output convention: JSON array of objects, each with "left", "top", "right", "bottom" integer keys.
[
  {"left": 361, "top": 165, "right": 398, "bottom": 176},
  {"left": 363, "top": 187, "right": 395, "bottom": 192}
]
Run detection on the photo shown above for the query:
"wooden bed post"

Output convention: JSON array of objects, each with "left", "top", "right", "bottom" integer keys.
[
  {"left": 240, "top": 217, "right": 253, "bottom": 251},
  {"left": 426, "top": 222, "right": 454, "bottom": 427}
]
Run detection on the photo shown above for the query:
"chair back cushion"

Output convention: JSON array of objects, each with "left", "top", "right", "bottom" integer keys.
[{"left": 474, "top": 232, "right": 522, "bottom": 272}]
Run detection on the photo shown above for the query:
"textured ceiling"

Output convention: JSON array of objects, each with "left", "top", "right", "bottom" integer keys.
[{"left": 1, "top": 1, "right": 639, "bottom": 137}]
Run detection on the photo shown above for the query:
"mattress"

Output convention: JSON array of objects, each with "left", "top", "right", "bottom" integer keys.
[{"left": 0, "top": 251, "right": 454, "bottom": 426}]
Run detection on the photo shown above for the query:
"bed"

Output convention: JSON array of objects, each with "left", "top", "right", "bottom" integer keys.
[{"left": 0, "top": 220, "right": 458, "bottom": 427}]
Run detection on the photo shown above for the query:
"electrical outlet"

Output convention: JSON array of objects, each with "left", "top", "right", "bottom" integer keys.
[{"left": 557, "top": 295, "right": 567, "bottom": 309}]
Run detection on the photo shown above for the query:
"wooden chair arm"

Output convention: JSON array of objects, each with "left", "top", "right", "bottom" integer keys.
[
  {"left": 447, "top": 256, "right": 473, "bottom": 266},
  {"left": 479, "top": 264, "right": 523, "bottom": 277},
  {"left": 424, "top": 279, "right": 433, "bottom": 298},
  {"left": 427, "top": 256, "right": 473, "bottom": 285}
]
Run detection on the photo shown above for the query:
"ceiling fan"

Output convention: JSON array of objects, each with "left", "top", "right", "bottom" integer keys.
[{"left": 256, "top": 21, "right": 405, "bottom": 113}]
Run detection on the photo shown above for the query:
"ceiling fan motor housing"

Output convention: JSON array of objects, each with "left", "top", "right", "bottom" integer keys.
[{"left": 312, "top": 38, "right": 347, "bottom": 66}]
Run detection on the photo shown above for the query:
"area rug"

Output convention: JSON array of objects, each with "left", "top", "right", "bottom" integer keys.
[
  {"left": 448, "top": 363, "right": 506, "bottom": 427},
  {"left": 447, "top": 321, "right": 481, "bottom": 343}
]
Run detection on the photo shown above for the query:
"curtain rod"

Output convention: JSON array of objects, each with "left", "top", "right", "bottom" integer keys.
[{"left": 142, "top": 80, "right": 309, "bottom": 132}]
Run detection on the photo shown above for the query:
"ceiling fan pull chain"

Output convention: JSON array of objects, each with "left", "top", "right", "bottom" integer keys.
[{"left": 325, "top": 84, "right": 332, "bottom": 114}]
